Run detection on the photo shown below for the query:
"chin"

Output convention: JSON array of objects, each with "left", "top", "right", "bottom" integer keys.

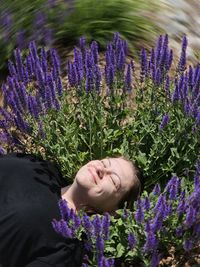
[{"left": 75, "top": 174, "right": 91, "bottom": 189}]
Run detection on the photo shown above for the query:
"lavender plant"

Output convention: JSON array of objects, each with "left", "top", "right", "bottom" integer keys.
[
  {"left": 0, "top": 32, "right": 199, "bottom": 266},
  {"left": 0, "top": 33, "right": 199, "bottom": 186}
]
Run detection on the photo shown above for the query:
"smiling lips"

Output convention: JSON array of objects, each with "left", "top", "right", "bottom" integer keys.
[{"left": 88, "top": 167, "right": 98, "bottom": 184}]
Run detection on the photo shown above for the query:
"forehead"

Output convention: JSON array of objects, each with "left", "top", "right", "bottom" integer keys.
[{"left": 105, "top": 157, "right": 135, "bottom": 191}]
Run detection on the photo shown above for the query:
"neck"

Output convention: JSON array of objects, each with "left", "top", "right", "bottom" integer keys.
[{"left": 61, "top": 183, "right": 85, "bottom": 213}]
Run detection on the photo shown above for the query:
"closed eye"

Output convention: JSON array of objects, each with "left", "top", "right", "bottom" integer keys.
[
  {"left": 101, "top": 160, "right": 117, "bottom": 188},
  {"left": 101, "top": 160, "right": 106, "bottom": 168},
  {"left": 110, "top": 176, "right": 117, "bottom": 187}
]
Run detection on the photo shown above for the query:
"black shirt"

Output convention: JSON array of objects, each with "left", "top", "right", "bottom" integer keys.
[{"left": 0, "top": 153, "right": 84, "bottom": 267}]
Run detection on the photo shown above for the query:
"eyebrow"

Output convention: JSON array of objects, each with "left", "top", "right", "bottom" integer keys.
[{"left": 107, "top": 158, "right": 122, "bottom": 187}]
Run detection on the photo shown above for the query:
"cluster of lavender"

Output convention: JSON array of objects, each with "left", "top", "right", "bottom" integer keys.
[
  {"left": 52, "top": 160, "right": 200, "bottom": 267},
  {"left": 0, "top": 41, "right": 63, "bottom": 150},
  {"left": 67, "top": 32, "right": 133, "bottom": 93},
  {"left": 66, "top": 33, "right": 199, "bottom": 126},
  {"left": 140, "top": 34, "right": 173, "bottom": 85},
  {"left": 52, "top": 200, "right": 114, "bottom": 267},
  {"left": 124, "top": 159, "right": 200, "bottom": 265},
  {"left": 140, "top": 34, "right": 200, "bottom": 127}
]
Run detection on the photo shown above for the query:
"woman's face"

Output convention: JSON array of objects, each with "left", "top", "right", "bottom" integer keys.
[{"left": 74, "top": 157, "right": 136, "bottom": 212}]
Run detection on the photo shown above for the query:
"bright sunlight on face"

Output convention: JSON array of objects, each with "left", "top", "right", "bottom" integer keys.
[{"left": 75, "top": 157, "right": 136, "bottom": 212}]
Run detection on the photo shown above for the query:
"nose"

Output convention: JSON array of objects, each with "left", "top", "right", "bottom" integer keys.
[{"left": 96, "top": 162, "right": 111, "bottom": 179}]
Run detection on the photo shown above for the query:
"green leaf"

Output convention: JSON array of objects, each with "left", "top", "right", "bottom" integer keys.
[{"left": 116, "top": 243, "right": 125, "bottom": 258}]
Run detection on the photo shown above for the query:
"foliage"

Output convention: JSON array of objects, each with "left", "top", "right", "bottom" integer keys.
[
  {"left": 0, "top": 0, "right": 72, "bottom": 71},
  {"left": 57, "top": 0, "right": 161, "bottom": 52},
  {"left": 0, "top": 33, "right": 199, "bottom": 266}
]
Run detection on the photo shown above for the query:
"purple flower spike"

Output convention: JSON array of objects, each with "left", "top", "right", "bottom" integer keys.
[
  {"left": 91, "top": 41, "right": 99, "bottom": 64},
  {"left": 56, "top": 77, "right": 63, "bottom": 97},
  {"left": 140, "top": 48, "right": 147, "bottom": 83},
  {"left": 93, "top": 214, "right": 102, "bottom": 236},
  {"left": 82, "top": 215, "right": 94, "bottom": 239},
  {"left": 98, "top": 256, "right": 114, "bottom": 267},
  {"left": 14, "top": 112, "right": 30, "bottom": 133},
  {"left": 143, "top": 197, "right": 151, "bottom": 211},
  {"left": 143, "top": 231, "right": 158, "bottom": 253},
  {"left": 60, "top": 219, "right": 73, "bottom": 238},
  {"left": 26, "top": 55, "right": 33, "bottom": 78},
  {"left": 94, "top": 65, "right": 102, "bottom": 92},
  {"left": 177, "top": 35, "right": 188, "bottom": 72},
  {"left": 159, "top": 113, "right": 170, "bottom": 131},
  {"left": 53, "top": 98, "right": 61, "bottom": 111},
  {"left": 85, "top": 68, "right": 93, "bottom": 92},
  {"left": 159, "top": 34, "right": 169, "bottom": 68},
  {"left": 151, "top": 212, "right": 163, "bottom": 232},
  {"left": 166, "top": 49, "right": 173, "bottom": 71},
  {"left": 96, "top": 235, "right": 104, "bottom": 258},
  {"left": 58, "top": 199, "right": 71, "bottom": 221},
  {"left": 8, "top": 60, "right": 17, "bottom": 77},
  {"left": 153, "top": 194, "right": 165, "bottom": 213},
  {"left": 155, "top": 35, "right": 163, "bottom": 67},
  {"left": 45, "top": 85, "right": 53, "bottom": 109},
  {"left": 117, "top": 48, "right": 125, "bottom": 71},
  {"left": 105, "top": 64, "right": 114, "bottom": 89},
  {"left": 73, "top": 214, "right": 81, "bottom": 229},
  {"left": 102, "top": 213, "right": 110, "bottom": 240},
  {"left": 177, "top": 199, "right": 186, "bottom": 215},
  {"left": 185, "top": 206, "right": 196, "bottom": 227},
  {"left": 14, "top": 48, "right": 24, "bottom": 81},
  {"left": 29, "top": 41, "right": 38, "bottom": 63},
  {"left": 68, "top": 62, "right": 77, "bottom": 87},
  {"left": 155, "top": 68, "right": 161, "bottom": 86},
  {"left": 172, "top": 79, "right": 180, "bottom": 103},
  {"left": 50, "top": 48, "right": 61, "bottom": 80},
  {"left": 153, "top": 183, "right": 161, "bottom": 195},
  {"left": 135, "top": 198, "right": 144, "bottom": 223},
  {"left": 145, "top": 220, "right": 151, "bottom": 232},
  {"left": 47, "top": 73, "right": 56, "bottom": 99},
  {"left": 128, "top": 232, "right": 137, "bottom": 249},
  {"left": 52, "top": 218, "right": 62, "bottom": 234}
]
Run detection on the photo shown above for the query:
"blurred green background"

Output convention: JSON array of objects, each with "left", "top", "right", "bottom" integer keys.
[
  {"left": 0, "top": 0, "right": 162, "bottom": 77},
  {"left": 1, "top": 0, "right": 199, "bottom": 80}
]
